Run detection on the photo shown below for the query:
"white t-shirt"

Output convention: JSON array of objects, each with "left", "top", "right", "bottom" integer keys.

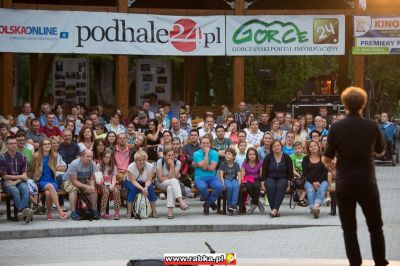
[
  {"left": 127, "top": 161, "right": 153, "bottom": 183},
  {"left": 156, "top": 158, "right": 181, "bottom": 178}
]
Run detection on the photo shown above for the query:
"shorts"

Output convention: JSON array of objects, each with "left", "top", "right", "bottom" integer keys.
[{"left": 63, "top": 180, "right": 77, "bottom": 193}]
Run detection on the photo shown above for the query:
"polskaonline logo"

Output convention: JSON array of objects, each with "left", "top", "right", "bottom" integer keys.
[{"left": 0, "top": 25, "right": 68, "bottom": 38}]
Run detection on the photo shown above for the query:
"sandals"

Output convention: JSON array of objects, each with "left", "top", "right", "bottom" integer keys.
[
  {"left": 297, "top": 200, "right": 307, "bottom": 207},
  {"left": 151, "top": 212, "right": 159, "bottom": 218},
  {"left": 125, "top": 213, "right": 132, "bottom": 219},
  {"left": 180, "top": 205, "right": 190, "bottom": 211},
  {"left": 47, "top": 213, "right": 53, "bottom": 221},
  {"left": 167, "top": 214, "right": 174, "bottom": 219}
]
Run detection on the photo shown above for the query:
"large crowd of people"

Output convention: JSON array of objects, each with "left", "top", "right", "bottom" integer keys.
[{"left": 0, "top": 98, "right": 397, "bottom": 223}]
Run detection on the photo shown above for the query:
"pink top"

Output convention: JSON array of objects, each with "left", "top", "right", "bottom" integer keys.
[
  {"left": 114, "top": 145, "right": 130, "bottom": 172},
  {"left": 242, "top": 161, "right": 263, "bottom": 180}
]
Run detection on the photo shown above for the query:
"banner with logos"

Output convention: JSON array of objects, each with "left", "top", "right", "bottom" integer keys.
[
  {"left": 353, "top": 16, "right": 400, "bottom": 54},
  {"left": 226, "top": 15, "right": 345, "bottom": 56},
  {"left": 0, "top": 8, "right": 225, "bottom": 55}
]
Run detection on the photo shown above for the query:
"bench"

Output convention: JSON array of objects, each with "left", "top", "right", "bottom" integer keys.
[{"left": 1, "top": 191, "right": 68, "bottom": 221}]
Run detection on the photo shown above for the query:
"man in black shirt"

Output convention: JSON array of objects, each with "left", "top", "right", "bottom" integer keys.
[
  {"left": 259, "top": 113, "right": 271, "bottom": 133},
  {"left": 59, "top": 129, "right": 80, "bottom": 166},
  {"left": 322, "top": 87, "right": 388, "bottom": 266}
]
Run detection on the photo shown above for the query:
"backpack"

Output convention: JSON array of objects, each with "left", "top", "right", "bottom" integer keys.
[
  {"left": 133, "top": 193, "right": 151, "bottom": 219},
  {"left": 76, "top": 192, "right": 94, "bottom": 220}
]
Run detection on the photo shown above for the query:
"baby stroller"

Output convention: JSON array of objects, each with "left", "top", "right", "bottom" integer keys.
[{"left": 376, "top": 122, "right": 399, "bottom": 166}]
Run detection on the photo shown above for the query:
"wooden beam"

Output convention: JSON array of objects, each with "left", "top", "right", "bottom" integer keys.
[
  {"left": 115, "top": 0, "right": 129, "bottom": 117},
  {"left": 13, "top": 3, "right": 117, "bottom": 12},
  {"left": 32, "top": 54, "right": 56, "bottom": 112},
  {"left": 0, "top": 0, "right": 13, "bottom": 116},
  {"left": 0, "top": 53, "right": 13, "bottom": 116},
  {"left": 29, "top": 54, "right": 39, "bottom": 106},
  {"left": 353, "top": 55, "right": 365, "bottom": 89},
  {"left": 232, "top": 0, "right": 245, "bottom": 112},
  {"left": 184, "top": 56, "right": 200, "bottom": 105}
]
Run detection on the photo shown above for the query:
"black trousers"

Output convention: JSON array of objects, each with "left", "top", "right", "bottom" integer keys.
[
  {"left": 245, "top": 179, "right": 261, "bottom": 205},
  {"left": 336, "top": 182, "right": 388, "bottom": 266}
]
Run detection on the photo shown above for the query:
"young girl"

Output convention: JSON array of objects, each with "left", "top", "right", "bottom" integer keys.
[
  {"left": 105, "top": 131, "right": 117, "bottom": 150},
  {"left": 97, "top": 149, "right": 121, "bottom": 220},
  {"left": 241, "top": 147, "right": 264, "bottom": 214},
  {"left": 234, "top": 140, "right": 247, "bottom": 167}
]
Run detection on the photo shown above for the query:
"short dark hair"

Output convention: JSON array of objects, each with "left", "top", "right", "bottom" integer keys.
[
  {"left": 225, "top": 148, "right": 237, "bottom": 157},
  {"left": 30, "top": 118, "right": 40, "bottom": 125},
  {"left": 237, "top": 130, "right": 247, "bottom": 136},
  {"left": 190, "top": 129, "right": 199, "bottom": 135},
  {"left": 5, "top": 135, "right": 16, "bottom": 143},
  {"left": 215, "top": 125, "right": 225, "bottom": 132},
  {"left": 15, "top": 130, "right": 27, "bottom": 138}
]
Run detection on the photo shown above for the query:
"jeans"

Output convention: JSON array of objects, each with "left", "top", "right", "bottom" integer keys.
[
  {"left": 124, "top": 179, "right": 157, "bottom": 203},
  {"left": 336, "top": 182, "right": 388, "bottom": 266},
  {"left": 266, "top": 178, "right": 287, "bottom": 211},
  {"left": 305, "top": 181, "right": 329, "bottom": 207},
  {"left": 195, "top": 176, "right": 223, "bottom": 206},
  {"left": 4, "top": 182, "right": 30, "bottom": 212},
  {"left": 56, "top": 174, "right": 65, "bottom": 205},
  {"left": 224, "top": 178, "right": 239, "bottom": 207},
  {"left": 245, "top": 179, "right": 261, "bottom": 205}
]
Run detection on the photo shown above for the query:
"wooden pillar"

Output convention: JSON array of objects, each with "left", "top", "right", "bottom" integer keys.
[
  {"left": 184, "top": 56, "right": 200, "bottom": 105},
  {"left": 29, "top": 54, "right": 39, "bottom": 109},
  {"left": 337, "top": 15, "right": 353, "bottom": 93},
  {"left": 232, "top": 0, "right": 245, "bottom": 111},
  {"left": 0, "top": 0, "right": 13, "bottom": 116},
  {"left": 115, "top": 0, "right": 129, "bottom": 116},
  {"left": 0, "top": 53, "right": 13, "bottom": 116},
  {"left": 353, "top": 56, "right": 365, "bottom": 89}
]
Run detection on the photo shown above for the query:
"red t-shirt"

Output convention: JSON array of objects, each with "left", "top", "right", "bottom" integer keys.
[{"left": 39, "top": 125, "right": 62, "bottom": 138}]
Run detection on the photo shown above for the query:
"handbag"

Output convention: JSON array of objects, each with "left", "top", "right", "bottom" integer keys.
[
  {"left": 242, "top": 175, "right": 255, "bottom": 184},
  {"left": 76, "top": 192, "right": 94, "bottom": 220},
  {"left": 293, "top": 176, "right": 305, "bottom": 189}
]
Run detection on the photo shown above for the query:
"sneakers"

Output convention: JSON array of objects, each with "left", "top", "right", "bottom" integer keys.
[
  {"left": 325, "top": 197, "right": 331, "bottom": 207},
  {"left": 100, "top": 212, "right": 112, "bottom": 219},
  {"left": 24, "top": 208, "right": 34, "bottom": 224},
  {"left": 314, "top": 208, "right": 320, "bottom": 219},
  {"left": 247, "top": 204, "right": 257, "bottom": 214},
  {"left": 70, "top": 211, "right": 81, "bottom": 221},
  {"left": 228, "top": 205, "right": 239, "bottom": 215},
  {"left": 203, "top": 203, "right": 210, "bottom": 215},
  {"left": 258, "top": 201, "right": 265, "bottom": 213},
  {"left": 92, "top": 210, "right": 100, "bottom": 220},
  {"left": 210, "top": 203, "right": 217, "bottom": 211},
  {"left": 159, "top": 193, "right": 166, "bottom": 200},
  {"left": 114, "top": 212, "right": 120, "bottom": 220}
]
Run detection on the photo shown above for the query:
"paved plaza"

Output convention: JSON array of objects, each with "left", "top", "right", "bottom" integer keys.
[{"left": 0, "top": 164, "right": 399, "bottom": 265}]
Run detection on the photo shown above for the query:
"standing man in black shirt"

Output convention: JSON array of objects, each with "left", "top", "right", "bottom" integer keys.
[{"left": 322, "top": 87, "right": 388, "bottom": 266}]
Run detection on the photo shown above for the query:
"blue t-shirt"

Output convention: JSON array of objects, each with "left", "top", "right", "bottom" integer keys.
[
  {"left": 193, "top": 149, "right": 219, "bottom": 181},
  {"left": 283, "top": 145, "right": 294, "bottom": 156}
]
